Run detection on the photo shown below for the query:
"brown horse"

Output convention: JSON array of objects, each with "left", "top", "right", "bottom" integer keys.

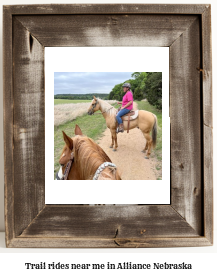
[
  {"left": 56, "top": 124, "right": 121, "bottom": 180},
  {"left": 87, "top": 96, "right": 158, "bottom": 158}
]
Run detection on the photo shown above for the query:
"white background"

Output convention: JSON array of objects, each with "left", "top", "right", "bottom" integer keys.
[
  {"left": 0, "top": 0, "right": 216, "bottom": 277},
  {"left": 45, "top": 47, "right": 170, "bottom": 204}
]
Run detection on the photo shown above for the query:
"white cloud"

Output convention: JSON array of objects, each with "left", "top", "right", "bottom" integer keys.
[{"left": 54, "top": 72, "right": 134, "bottom": 95}]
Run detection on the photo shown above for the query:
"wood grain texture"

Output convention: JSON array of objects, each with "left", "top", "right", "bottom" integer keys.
[
  {"left": 3, "top": 4, "right": 213, "bottom": 248},
  {"left": 4, "top": 4, "right": 207, "bottom": 15},
  {"left": 204, "top": 125, "right": 213, "bottom": 243},
  {"left": 16, "top": 15, "right": 197, "bottom": 47},
  {"left": 12, "top": 17, "right": 45, "bottom": 237},
  {"left": 202, "top": 5, "right": 212, "bottom": 128},
  {"left": 201, "top": 6, "right": 213, "bottom": 244},
  {"left": 170, "top": 17, "right": 202, "bottom": 234},
  {"left": 8, "top": 237, "right": 212, "bottom": 248},
  {"left": 20, "top": 205, "right": 198, "bottom": 238},
  {"left": 3, "top": 7, "right": 14, "bottom": 247}
]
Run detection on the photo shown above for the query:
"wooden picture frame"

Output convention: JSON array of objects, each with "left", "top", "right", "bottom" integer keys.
[{"left": 3, "top": 4, "right": 213, "bottom": 248}]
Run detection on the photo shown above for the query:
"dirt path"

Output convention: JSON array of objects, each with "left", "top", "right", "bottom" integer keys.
[{"left": 97, "top": 103, "right": 157, "bottom": 180}]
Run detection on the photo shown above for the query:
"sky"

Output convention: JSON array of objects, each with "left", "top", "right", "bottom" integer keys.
[{"left": 54, "top": 72, "right": 134, "bottom": 95}]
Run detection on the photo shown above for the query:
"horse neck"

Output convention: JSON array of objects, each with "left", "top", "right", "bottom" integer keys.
[
  {"left": 67, "top": 163, "right": 81, "bottom": 180},
  {"left": 98, "top": 167, "right": 121, "bottom": 180},
  {"left": 73, "top": 137, "right": 111, "bottom": 180},
  {"left": 66, "top": 147, "right": 121, "bottom": 180},
  {"left": 98, "top": 100, "right": 116, "bottom": 121}
]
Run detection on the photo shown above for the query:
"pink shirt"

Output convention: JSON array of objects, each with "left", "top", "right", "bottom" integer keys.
[{"left": 122, "top": 91, "right": 133, "bottom": 110}]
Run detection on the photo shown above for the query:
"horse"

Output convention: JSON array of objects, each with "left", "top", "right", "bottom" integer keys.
[
  {"left": 87, "top": 96, "right": 158, "bottom": 158},
  {"left": 55, "top": 124, "right": 121, "bottom": 180}
]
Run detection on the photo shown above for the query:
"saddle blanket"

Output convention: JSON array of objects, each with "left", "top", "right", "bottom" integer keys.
[{"left": 122, "top": 110, "right": 139, "bottom": 121}]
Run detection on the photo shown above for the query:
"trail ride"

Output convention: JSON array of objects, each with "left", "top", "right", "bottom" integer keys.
[
  {"left": 56, "top": 124, "right": 121, "bottom": 180},
  {"left": 54, "top": 72, "right": 162, "bottom": 180},
  {"left": 87, "top": 96, "right": 158, "bottom": 159}
]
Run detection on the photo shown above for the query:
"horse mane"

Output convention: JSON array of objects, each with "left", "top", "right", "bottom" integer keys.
[
  {"left": 97, "top": 98, "right": 117, "bottom": 116},
  {"left": 73, "top": 135, "right": 121, "bottom": 180}
]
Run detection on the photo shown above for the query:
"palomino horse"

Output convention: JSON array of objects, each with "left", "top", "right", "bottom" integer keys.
[
  {"left": 55, "top": 124, "right": 121, "bottom": 180},
  {"left": 87, "top": 96, "right": 158, "bottom": 158}
]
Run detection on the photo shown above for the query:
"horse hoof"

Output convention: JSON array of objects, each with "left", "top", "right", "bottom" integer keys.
[
  {"left": 113, "top": 149, "right": 117, "bottom": 152},
  {"left": 141, "top": 150, "right": 145, "bottom": 153},
  {"left": 145, "top": 156, "right": 149, "bottom": 159},
  {"left": 109, "top": 146, "right": 113, "bottom": 148}
]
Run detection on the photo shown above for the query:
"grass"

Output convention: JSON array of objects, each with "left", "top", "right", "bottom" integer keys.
[
  {"left": 54, "top": 99, "right": 91, "bottom": 105},
  {"left": 135, "top": 100, "right": 162, "bottom": 179},
  {"left": 54, "top": 100, "right": 116, "bottom": 126},
  {"left": 54, "top": 102, "right": 92, "bottom": 126},
  {"left": 54, "top": 112, "right": 108, "bottom": 177},
  {"left": 54, "top": 100, "right": 162, "bottom": 179}
]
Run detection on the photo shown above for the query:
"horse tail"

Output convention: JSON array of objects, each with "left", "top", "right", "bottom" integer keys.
[{"left": 152, "top": 114, "right": 158, "bottom": 149}]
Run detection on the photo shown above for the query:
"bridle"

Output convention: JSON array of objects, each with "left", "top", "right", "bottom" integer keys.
[
  {"left": 89, "top": 99, "right": 98, "bottom": 114},
  {"left": 90, "top": 99, "right": 116, "bottom": 115},
  {"left": 56, "top": 152, "right": 117, "bottom": 180},
  {"left": 93, "top": 162, "right": 117, "bottom": 180},
  {"left": 59, "top": 152, "right": 74, "bottom": 180}
]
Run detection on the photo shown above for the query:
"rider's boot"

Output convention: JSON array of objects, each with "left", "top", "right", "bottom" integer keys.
[{"left": 116, "top": 123, "right": 124, "bottom": 133}]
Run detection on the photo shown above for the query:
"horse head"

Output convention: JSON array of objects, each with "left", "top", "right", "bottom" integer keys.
[
  {"left": 56, "top": 124, "right": 121, "bottom": 180},
  {"left": 55, "top": 125, "right": 83, "bottom": 180},
  {"left": 59, "top": 131, "right": 73, "bottom": 167},
  {"left": 87, "top": 96, "right": 100, "bottom": 115},
  {"left": 59, "top": 125, "right": 83, "bottom": 165}
]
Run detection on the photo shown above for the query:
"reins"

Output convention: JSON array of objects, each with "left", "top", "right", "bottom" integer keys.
[
  {"left": 93, "top": 162, "right": 117, "bottom": 180},
  {"left": 60, "top": 152, "right": 74, "bottom": 180},
  {"left": 94, "top": 106, "right": 115, "bottom": 115},
  {"left": 58, "top": 138, "right": 117, "bottom": 180},
  {"left": 59, "top": 152, "right": 117, "bottom": 180},
  {"left": 93, "top": 102, "right": 119, "bottom": 115}
]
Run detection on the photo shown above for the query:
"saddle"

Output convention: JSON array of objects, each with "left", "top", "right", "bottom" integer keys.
[{"left": 117, "top": 109, "right": 139, "bottom": 133}]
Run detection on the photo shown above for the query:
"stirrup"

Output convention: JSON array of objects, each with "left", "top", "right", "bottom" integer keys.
[{"left": 116, "top": 125, "right": 124, "bottom": 133}]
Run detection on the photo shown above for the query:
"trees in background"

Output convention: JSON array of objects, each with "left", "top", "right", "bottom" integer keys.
[
  {"left": 144, "top": 72, "right": 162, "bottom": 110},
  {"left": 54, "top": 72, "right": 162, "bottom": 110},
  {"left": 54, "top": 94, "right": 109, "bottom": 100},
  {"left": 108, "top": 72, "right": 162, "bottom": 110}
]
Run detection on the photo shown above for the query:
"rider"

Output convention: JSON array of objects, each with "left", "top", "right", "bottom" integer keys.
[{"left": 116, "top": 83, "right": 133, "bottom": 133}]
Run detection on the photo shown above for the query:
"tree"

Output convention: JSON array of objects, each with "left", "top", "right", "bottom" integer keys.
[
  {"left": 108, "top": 72, "right": 162, "bottom": 110},
  {"left": 144, "top": 72, "right": 162, "bottom": 110}
]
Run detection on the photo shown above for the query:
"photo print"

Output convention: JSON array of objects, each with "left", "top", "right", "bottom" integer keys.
[{"left": 45, "top": 47, "right": 170, "bottom": 204}]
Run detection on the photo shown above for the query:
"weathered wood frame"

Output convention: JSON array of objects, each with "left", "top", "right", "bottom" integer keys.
[{"left": 3, "top": 4, "right": 212, "bottom": 248}]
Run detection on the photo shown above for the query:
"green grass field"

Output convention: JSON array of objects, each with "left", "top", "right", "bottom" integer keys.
[
  {"left": 54, "top": 100, "right": 162, "bottom": 179},
  {"left": 136, "top": 100, "right": 162, "bottom": 179},
  {"left": 54, "top": 112, "right": 109, "bottom": 177},
  {"left": 54, "top": 99, "right": 91, "bottom": 105}
]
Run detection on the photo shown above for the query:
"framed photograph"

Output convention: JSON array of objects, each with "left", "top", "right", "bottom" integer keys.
[
  {"left": 3, "top": 4, "right": 213, "bottom": 247},
  {"left": 46, "top": 47, "right": 170, "bottom": 204}
]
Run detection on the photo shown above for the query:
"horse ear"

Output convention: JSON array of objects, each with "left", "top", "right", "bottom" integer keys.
[
  {"left": 75, "top": 124, "right": 83, "bottom": 136},
  {"left": 62, "top": 131, "right": 73, "bottom": 150},
  {"left": 93, "top": 95, "right": 97, "bottom": 100}
]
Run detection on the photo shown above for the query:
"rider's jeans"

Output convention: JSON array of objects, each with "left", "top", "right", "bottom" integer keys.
[{"left": 116, "top": 108, "right": 130, "bottom": 124}]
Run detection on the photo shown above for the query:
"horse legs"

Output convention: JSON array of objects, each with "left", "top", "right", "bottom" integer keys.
[
  {"left": 110, "top": 133, "right": 114, "bottom": 148},
  {"left": 142, "top": 132, "right": 152, "bottom": 158},
  {"left": 142, "top": 143, "right": 148, "bottom": 153},
  {"left": 111, "top": 129, "right": 118, "bottom": 151}
]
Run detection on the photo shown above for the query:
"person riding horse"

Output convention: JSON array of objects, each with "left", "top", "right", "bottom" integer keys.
[{"left": 116, "top": 83, "right": 133, "bottom": 133}]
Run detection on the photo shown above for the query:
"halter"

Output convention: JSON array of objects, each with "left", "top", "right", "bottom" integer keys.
[
  {"left": 92, "top": 100, "right": 98, "bottom": 108},
  {"left": 91, "top": 99, "right": 116, "bottom": 115},
  {"left": 93, "top": 162, "right": 117, "bottom": 180},
  {"left": 56, "top": 159, "right": 117, "bottom": 180},
  {"left": 60, "top": 152, "right": 74, "bottom": 180},
  {"left": 89, "top": 99, "right": 98, "bottom": 114}
]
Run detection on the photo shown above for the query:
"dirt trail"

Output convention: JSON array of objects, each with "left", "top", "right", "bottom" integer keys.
[{"left": 97, "top": 103, "right": 157, "bottom": 180}]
